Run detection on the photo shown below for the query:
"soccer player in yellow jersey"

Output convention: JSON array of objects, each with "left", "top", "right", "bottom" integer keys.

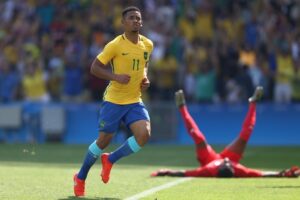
[{"left": 73, "top": 6, "right": 153, "bottom": 197}]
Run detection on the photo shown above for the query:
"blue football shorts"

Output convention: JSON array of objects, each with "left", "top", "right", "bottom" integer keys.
[{"left": 97, "top": 101, "right": 150, "bottom": 133}]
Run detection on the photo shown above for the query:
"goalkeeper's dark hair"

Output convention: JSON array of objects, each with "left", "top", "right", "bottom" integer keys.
[
  {"left": 217, "top": 160, "right": 234, "bottom": 178},
  {"left": 122, "top": 6, "right": 141, "bottom": 18}
]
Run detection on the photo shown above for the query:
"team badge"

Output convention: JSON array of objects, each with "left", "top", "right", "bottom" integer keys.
[
  {"left": 144, "top": 52, "right": 148, "bottom": 60},
  {"left": 100, "top": 121, "right": 106, "bottom": 128}
]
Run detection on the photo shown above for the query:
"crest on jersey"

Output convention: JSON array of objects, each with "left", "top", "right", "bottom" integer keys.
[
  {"left": 100, "top": 120, "right": 106, "bottom": 128},
  {"left": 144, "top": 52, "right": 148, "bottom": 60}
]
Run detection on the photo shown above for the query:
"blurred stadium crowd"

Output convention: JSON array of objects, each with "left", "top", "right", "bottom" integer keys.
[{"left": 0, "top": 0, "right": 300, "bottom": 104}]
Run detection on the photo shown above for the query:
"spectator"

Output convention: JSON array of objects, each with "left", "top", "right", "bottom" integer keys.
[
  {"left": 0, "top": 58, "right": 20, "bottom": 103},
  {"left": 274, "top": 48, "right": 294, "bottom": 103},
  {"left": 0, "top": 0, "right": 299, "bottom": 104},
  {"left": 292, "top": 61, "right": 300, "bottom": 102},
  {"left": 194, "top": 60, "right": 216, "bottom": 103},
  {"left": 21, "top": 59, "right": 50, "bottom": 103},
  {"left": 62, "top": 58, "right": 84, "bottom": 103}
]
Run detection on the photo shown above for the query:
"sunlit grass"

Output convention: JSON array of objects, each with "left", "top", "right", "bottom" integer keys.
[{"left": 0, "top": 144, "right": 299, "bottom": 200}]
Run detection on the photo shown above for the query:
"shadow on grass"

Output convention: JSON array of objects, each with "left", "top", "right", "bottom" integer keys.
[
  {"left": 58, "top": 196, "right": 120, "bottom": 200},
  {"left": 258, "top": 185, "right": 300, "bottom": 189}
]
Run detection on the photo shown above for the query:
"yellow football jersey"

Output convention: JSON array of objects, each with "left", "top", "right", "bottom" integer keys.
[
  {"left": 22, "top": 69, "right": 47, "bottom": 99},
  {"left": 97, "top": 34, "right": 153, "bottom": 104}
]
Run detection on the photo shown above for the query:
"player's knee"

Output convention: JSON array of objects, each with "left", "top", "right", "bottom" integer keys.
[
  {"left": 96, "top": 133, "right": 113, "bottom": 149},
  {"left": 130, "top": 120, "right": 151, "bottom": 146},
  {"left": 135, "top": 130, "right": 150, "bottom": 147}
]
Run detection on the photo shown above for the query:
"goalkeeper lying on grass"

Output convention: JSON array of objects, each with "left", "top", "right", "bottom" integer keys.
[{"left": 152, "top": 87, "right": 300, "bottom": 178}]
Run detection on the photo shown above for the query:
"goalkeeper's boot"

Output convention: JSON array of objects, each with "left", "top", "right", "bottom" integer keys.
[
  {"left": 248, "top": 86, "right": 263, "bottom": 103},
  {"left": 101, "top": 153, "right": 113, "bottom": 183},
  {"left": 73, "top": 174, "right": 85, "bottom": 197},
  {"left": 175, "top": 90, "right": 186, "bottom": 107}
]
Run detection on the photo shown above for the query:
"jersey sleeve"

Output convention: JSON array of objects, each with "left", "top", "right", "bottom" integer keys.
[
  {"left": 147, "top": 40, "right": 154, "bottom": 55},
  {"left": 142, "top": 36, "right": 154, "bottom": 56},
  {"left": 96, "top": 41, "right": 117, "bottom": 65},
  {"left": 149, "top": 40, "right": 154, "bottom": 54},
  {"left": 233, "top": 163, "right": 262, "bottom": 177},
  {"left": 184, "top": 166, "right": 216, "bottom": 177}
]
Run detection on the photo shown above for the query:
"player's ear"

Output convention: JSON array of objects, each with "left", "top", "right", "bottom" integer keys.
[{"left": 140, "top": 20, "right": 143, "bottom": 27}]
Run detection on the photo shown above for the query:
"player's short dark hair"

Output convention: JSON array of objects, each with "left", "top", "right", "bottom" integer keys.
[
  {"left": 122, "top": 6, "right": 141, "bottom": 18},
  {"left": 217, "top": 161, "right": 234, "bottom": 178}
]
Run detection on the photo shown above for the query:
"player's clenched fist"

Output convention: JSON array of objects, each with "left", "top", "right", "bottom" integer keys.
[
  {"left": 114, "top": 74, "right": 131, "bottom": 84},
  {"left": 141, "top": 77, "right": 150, "bottom": 91}
]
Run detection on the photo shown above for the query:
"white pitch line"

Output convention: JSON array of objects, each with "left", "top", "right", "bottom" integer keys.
[{"left": 124, "top": 178, "right": 193, "bottom": 200}]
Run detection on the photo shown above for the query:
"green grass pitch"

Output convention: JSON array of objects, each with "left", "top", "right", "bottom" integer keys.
[{"left": 0, "top": 144, "right": 299, "bottom": 200}]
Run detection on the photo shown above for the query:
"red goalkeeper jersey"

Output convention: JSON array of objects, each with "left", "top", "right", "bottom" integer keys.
[{"left": 184, "top": 159, "right": 262, "bottom": 177}]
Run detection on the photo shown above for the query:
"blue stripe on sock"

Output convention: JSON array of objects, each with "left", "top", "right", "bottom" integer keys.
[
  {"left": 88, "top": 141, "right": 102, "bottom": 156},
  {"left": 128, "top": 136, "right": 141, "bottom": 153}
]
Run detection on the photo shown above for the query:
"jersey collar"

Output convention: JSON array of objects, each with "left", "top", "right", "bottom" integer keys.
[{"left": 122, "top": 33, "right": 141, "bottom": 45}]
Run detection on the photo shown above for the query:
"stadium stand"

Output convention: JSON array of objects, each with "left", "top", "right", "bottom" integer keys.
[
  {"left": 0, "top": 0, "right": 299, "bottom": 103},
  {"left": 0, "top": 0, "right": 299, "bottom": 144}
]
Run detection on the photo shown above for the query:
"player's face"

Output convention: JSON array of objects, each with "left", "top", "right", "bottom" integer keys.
[{"left": 122, "top": 11, "right": 142, "bottom": 33}]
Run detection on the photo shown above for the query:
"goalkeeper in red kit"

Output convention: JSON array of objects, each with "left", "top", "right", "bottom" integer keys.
[{"left": 151, "top": 87, "right": 300, "bottom": 178}]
